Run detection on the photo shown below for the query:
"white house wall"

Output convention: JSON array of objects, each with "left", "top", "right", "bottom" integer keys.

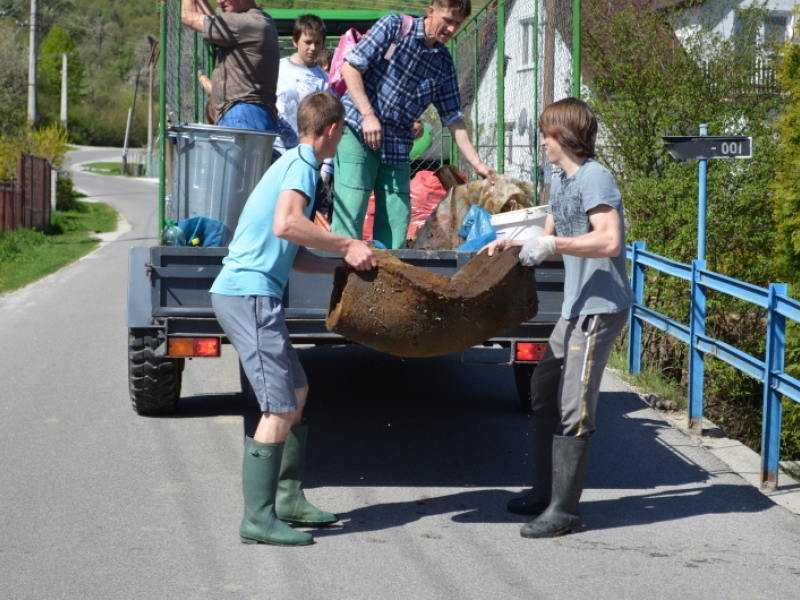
[
  {"left": 469, "top": 1, "right": 573, "bottom": 182},
  {"left": 671, "top": 0, "right": 797, "bottom": 43}
]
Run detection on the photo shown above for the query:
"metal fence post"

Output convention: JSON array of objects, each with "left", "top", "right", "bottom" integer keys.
[
  {"left": 628, "top": 241, "right": 646, "bottom": 374},
  {"left": 496, "top": 0, "right": 505, "bottom": 174},
  {"left": 697, "top": 123, "right": 708, "bottom": 262},
  {"left": 688, "top": 259, "right": 707, "bottom": 432},
  {"left": 761, "top": 283, "right": 788, "bottom": 490}
]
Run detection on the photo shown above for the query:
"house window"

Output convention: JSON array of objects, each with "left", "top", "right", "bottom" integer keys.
[
  {"left": 519, "top": 18, "right": 534, "bottom": 69},
  {"left": 764, "top": 14, "right": 789, "bottom": 45},
  {"left": 735, "top": 10, "right": 791, "bottom": 47}
]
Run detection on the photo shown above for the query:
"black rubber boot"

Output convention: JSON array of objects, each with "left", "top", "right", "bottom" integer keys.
[
  {"left": 276, "top": 425, "right": 338, "bottom": 526},
  {"left": 508, "top": 416, "right": 560, "bottom": 515},
  {"left": 520, "top": 435, "right": 590, "bottom": 538},
  {"left": 239, "top": 437, "right": 313, "bottom": 546}
]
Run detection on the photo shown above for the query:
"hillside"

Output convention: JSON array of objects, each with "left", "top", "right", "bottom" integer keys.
[{"left": 0, "top": 0, "right": 436, "bottom": 145}]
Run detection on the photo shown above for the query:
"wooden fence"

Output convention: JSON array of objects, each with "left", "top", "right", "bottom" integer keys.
[{"left": 0, "top": 154, "right": 52, "bottom": 233}]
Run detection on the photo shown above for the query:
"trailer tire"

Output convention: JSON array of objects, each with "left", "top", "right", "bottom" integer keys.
[
  {"left": 128, "top": 329, "right": 184, "bottom": 415},
  {"left": 514, "top": 363, "right": 536, "bottom": 413}
]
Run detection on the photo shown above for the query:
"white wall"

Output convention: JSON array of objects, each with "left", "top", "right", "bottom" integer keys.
[{"left": 671, "top": 0, "right": 797, "bottom": 43}]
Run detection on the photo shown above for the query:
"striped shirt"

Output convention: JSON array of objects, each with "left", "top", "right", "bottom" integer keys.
[{"left": 343, "top": 15, "right": 464, "bottom": 164}]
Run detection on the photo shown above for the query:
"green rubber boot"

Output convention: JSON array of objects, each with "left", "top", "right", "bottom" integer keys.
[
  {"left": 507, "top": 416, "right": 560, "bottom": 515},
  {"left": 240, "top": 437, "right": 314, "bottom": 546},
  {"left": 520, "top": 435, "right": 590, "bottom": 539},
  {"left": 276, "top": 425, "right": 339, "bottom": 526}
]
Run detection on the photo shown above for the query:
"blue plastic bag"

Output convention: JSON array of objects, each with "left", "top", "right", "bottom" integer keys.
[
  {"left": 177, "top": 216, "right": 228, "bottom": 247},
  {"left": 457, "top": 205, "right": 496, "bottom": 251}
]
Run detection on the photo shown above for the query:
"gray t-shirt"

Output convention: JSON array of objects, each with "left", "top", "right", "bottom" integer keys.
[
  {"left": 204, "top": 9, "right": 280, "bottom": 123},
  {"left": 549, "top": 159, "right": 634, "bottom": 319}
]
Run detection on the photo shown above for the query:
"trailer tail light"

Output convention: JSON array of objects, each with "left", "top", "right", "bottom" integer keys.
[
  {"left": 515, "top": 342, "right": 546, "bottom": 362},
  {"left": 168, "top": 337, "right": 220, "bottom": 357}
]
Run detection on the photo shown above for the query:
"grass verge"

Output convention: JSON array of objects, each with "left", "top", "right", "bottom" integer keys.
[
  {"left": 0, "top": 201, "right": 118, "bottom": 295},
  {"left": 607, "top": 347, "right": 687, "bottom": 411},
  {"left": 81, "top": 162, "right": 123, "bottom": 175}
]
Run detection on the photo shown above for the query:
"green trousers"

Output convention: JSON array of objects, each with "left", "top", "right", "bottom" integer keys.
[{"left": 331, "top": 125, "right": 411, "bottom": 249}]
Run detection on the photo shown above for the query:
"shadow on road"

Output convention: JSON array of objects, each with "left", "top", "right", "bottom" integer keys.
[{"left": 164, "top": 344, "right": 775, "bottom": 533}]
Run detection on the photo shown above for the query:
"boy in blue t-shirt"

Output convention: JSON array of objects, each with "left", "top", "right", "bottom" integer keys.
[{"left": 211, "top": 91, "right": 376, "bottom": 547}]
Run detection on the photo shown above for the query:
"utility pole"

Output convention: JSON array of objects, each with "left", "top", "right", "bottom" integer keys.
[
  {"left": 147, "top": 36, "right": 159, "bottom": 177},
  {"left": 61, "top": 53, "right": 68, "bottom": 130},
  {"left": 27, "top": 0, "right": 39, "bottom": 126},
  {"left": 122, "top": 70, "right": 141, "bottom": 175}
]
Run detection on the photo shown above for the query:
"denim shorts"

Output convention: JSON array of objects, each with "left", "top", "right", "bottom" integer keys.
[
  {"left": 211, "top": 294, "right": 307, "bottom": 413},
  {"left": 217, "top": 102, "right": 278, "bottom": 132}
]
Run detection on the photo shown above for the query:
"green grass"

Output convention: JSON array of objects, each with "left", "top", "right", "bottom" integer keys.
[
  {"left": 0, "top": 201, "right": 118, "bottom": 294},
  {"left": 82, "top": 162, "right": 123, "bottom": 175},
  {"left": 607, "top": 347, "right": 688, "bottom": 411}
]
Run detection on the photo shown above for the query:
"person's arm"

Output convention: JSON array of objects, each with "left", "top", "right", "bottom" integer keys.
[
  {"left": 554, "top": 205, "right": 622, "bottom": 258},
  {"left": 181, "top": 0, "right": 215, "bottom": 33},
  {"left": 198, "top": 71, "right": 213, "bottom": 94},
  {"left": 448, "top": 119, "right": 496, "bottom": 181},
  {"left": 273, "top": 188, "right": 376, "bottom": 271},
  {"left": 342, "top": 62, "right": 382, "bottom": 150}
]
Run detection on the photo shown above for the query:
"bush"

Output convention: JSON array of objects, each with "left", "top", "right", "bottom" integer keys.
[
  {"left": 56, "top": 176, "right": 81, "bottom": 212},
  {"left": 585, "top": 0, "right": 784, "bottom": 454},
  {"left": 0, "top": 124, "right": 70, "bottom": 181}
]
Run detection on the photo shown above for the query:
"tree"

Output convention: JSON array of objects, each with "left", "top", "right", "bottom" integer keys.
[
  {"left": 37, "top": 23, "right": 85, "bottom": 127},
  {"left": 0, "top": 22, "right": 28, "bottom": 136},
  {"left": 583, "top": 0, "right": 784, "bottom": 451},
  {"left": 771, "top": 6, "right": 800, "bottom": 458}
]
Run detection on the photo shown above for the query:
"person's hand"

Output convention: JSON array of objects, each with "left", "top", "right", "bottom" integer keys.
[
  {"left": 411, "top": 121, "right": 424, "bottom": 140},
  {"left": 520, "top": 235, "right": 556, "bottom": 266},
  {"left": 344, "top": 239, "right": 377, "bottom": 271},
  {"left": 474, "top": 161, "right": 497, "bottom": 185},
  {"left": 362, "top": 113, "right": 383, "bottom": 151},
  {"left": 479, "top": 237, "right": 518, "bottom": 256}
]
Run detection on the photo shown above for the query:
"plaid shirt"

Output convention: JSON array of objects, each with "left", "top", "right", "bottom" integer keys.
[{"left": 343, "top": 15, "right": 464, "bottom": 164}]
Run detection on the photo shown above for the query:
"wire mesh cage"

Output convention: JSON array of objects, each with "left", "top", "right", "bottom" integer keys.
[
  {"left": 159, "top": 1, "right": 579, "bottom": 199},
  {"left": 450, "top": 0, "right": 576, "bottom": 200},
  {"left": 164, "top": 0, "right": 211, "bottom": 126}
]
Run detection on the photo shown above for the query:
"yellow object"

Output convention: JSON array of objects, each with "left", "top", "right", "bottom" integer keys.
[{"left": 191, "top": 237, "right": 201, "bottom": 246}]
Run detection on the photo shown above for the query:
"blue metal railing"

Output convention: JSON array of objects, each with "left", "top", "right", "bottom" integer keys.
[{"left": 626, "top": 241, "right": 800, "bottom": 490}]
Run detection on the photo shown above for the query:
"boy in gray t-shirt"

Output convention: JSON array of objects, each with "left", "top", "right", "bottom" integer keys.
[{"left": 482, "top": 97, "right": 633, "bottom": 539}]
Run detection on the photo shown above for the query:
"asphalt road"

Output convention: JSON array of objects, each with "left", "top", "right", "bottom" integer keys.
[{"left": 2, "top": 147, "right": 800, "bottom": 599}]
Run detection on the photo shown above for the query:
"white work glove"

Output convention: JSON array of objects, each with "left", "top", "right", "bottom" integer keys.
[{"left": 520, "top": 235, "right": 556, "bottom": 266}]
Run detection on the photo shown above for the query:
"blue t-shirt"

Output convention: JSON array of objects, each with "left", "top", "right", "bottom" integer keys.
[
  {"left": 210, "top": 144, "right": 319, "bottom": 298},
  {"left": 549, "top": 159, "right": 634, "bottom": 319}
]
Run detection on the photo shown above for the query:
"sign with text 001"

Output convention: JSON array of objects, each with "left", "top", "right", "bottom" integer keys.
[{"left": 661, "top": 136, "right": 752, "bottom": 160}]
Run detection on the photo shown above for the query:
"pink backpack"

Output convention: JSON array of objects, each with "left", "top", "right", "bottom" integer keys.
[{"left": 329, "top": 14, "right": 415, "bottom": 98}]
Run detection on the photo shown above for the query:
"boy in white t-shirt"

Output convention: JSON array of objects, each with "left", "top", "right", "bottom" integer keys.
[{"left": 275, "top": 15, "right": 335, "bottom": 228}]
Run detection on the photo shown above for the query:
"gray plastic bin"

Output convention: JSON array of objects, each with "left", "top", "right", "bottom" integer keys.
[{"left": 168, "top": 124, "right": 277, "bottom": 245}]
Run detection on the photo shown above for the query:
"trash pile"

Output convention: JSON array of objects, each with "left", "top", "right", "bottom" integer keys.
[{"left": 410, "top": 173, "right": 535, "bottom": 250}]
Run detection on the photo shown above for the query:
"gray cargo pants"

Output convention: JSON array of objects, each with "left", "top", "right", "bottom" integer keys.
[{"left": 530, "top": 310, "right": 628, "bottom": 437}]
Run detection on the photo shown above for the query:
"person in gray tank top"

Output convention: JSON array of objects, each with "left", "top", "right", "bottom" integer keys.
[{"left": 482, "top": 97, "right": 633, "bottom": 538}]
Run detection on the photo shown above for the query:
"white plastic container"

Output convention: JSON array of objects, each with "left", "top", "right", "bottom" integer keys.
[{"left": 490, "top": 205, "right": 549, "bottom": 241}]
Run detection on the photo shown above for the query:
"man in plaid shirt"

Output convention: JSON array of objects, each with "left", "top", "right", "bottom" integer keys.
[{"left": 331, "top": 0, "right": 496, "bottom": 249}]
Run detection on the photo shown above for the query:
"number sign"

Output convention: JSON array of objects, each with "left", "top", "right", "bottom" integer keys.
[{"left": 661, "top": 136, "right": 752, "bottom": 160}]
